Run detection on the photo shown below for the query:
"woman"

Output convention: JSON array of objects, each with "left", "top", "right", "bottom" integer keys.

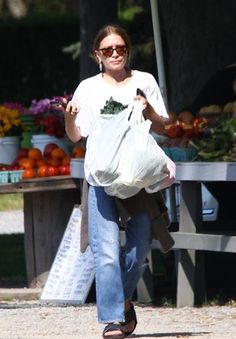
[{"left": 65, "top": 25, "right": 171, "bottom": 339}]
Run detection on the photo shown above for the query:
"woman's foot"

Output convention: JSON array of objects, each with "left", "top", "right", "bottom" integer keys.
[
  {"left": 123, "top": 301, "right": 137, "bottom": 335},
  {"left": 103, "top": 323, "right": 125, "bottom": 339}
]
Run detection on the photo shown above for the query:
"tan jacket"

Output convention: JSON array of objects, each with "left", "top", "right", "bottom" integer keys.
[{"left": 80, "top": 180, "right": 174, "bottom": 253}]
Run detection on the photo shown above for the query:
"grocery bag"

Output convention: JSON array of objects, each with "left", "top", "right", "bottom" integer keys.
[
  {"left": 84, "top": 104, "right": 133, "bottom": 186},
  {"left": 85, "top": 101, "right": 175, "bottom": 199},
  {"left": 105, "top": 118, "right": 170, "bottom": 198}
]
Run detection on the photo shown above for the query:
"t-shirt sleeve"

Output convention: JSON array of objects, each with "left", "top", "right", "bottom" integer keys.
[{"left": 145, "top": 74, "right": 168, "bottom": 118}]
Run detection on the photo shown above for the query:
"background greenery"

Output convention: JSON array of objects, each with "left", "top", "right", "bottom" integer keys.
[
  {"left": 0, "top": 1, "right": 156, "bottom": 106},
  {"left": 0, "top": 14, "right": 80, "bottom": 105},
  {"left": 0, "top": 193, "right": 23, "bottom": 211}
]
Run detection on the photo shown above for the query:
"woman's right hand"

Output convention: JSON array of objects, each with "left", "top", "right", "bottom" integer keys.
[
  {"left": 65, "top": 100, "right": 80, "bottom": 123},
  {"left": 64, "top": 101, "right": 82, "bottom": 142}
]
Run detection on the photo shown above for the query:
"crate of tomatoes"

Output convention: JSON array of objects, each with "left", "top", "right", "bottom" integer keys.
[
  {"left": 161, "top": 111, "right": 208, "bottom": 162},
  {"left": 0, "top": 142, "right": 86, "bottom": 182}
]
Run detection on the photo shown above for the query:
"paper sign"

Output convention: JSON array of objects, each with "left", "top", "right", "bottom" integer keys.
[{"left": 40, "top": 205, "right": 95, "bottom": 304}]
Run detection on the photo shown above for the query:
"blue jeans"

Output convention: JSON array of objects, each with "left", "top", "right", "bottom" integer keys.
[{"left": 88, "top": 186, "right": 152, "bottom": 323}]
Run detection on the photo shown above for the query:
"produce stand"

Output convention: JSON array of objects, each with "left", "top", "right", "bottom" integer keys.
[
  {"left": 0, "top": 176, "right": 81, "bottom": 287},
  {"left": 151, "top": 161, "right": 236, "bottom": 307},
  {"left": 1, "top": 162, "right": 236, "bottom": 307}
]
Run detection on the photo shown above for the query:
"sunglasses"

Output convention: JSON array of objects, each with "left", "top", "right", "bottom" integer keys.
[{"left": 99, "top": 45, "right": 127, "bottom": 58}]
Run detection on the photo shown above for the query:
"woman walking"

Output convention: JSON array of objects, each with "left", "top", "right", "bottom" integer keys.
[{"left": 65, "top": 24, "right": 173, "bottom": 339}]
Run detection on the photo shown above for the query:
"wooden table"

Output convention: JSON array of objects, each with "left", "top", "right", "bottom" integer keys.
[
  {"left": 0, "top": 176, "right": 81, "bottom": 287},
  {"left": 152, "top": 162, "right": 236, "bottom": 307}
]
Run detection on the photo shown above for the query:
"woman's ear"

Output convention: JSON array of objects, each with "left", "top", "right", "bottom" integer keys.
[{"left": 94, "top": 50, "right": 101, "bottom": 64}]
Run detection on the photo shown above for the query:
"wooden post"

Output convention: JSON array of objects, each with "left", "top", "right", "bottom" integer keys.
[
  {"left": 24, "top": 189, "right": 81, "bottom": 287},
  {"left": 176, "top": 181, "right": 206, "bottom": 307}
]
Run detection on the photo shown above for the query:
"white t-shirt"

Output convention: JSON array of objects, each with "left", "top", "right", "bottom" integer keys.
[
  {"left": 72, "top": 70, "right": 168, "bottom": 138},
  {"left": 71, "top": 70, "right": 168, "bottom": 185}
]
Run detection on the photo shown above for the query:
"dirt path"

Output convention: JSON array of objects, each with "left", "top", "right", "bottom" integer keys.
[{"left": 0, "top": 300, "right": 236, "bottom": 339}]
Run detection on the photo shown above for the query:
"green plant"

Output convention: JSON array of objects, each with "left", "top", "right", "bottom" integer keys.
[
  {"left": 0, "top": 193, "right": 23, "bottom": 211},
  {"left": 0, "top": 103, "right": 26, "bottom": 137},
  {"left": 190, "top": 117, "right": 236, "bottom": 161}
]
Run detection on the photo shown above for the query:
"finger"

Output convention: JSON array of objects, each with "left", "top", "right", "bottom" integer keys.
[
  {"left": 71, "top": 111, "right": 77, "bottom": 116},
  {"left": 71, "top": 107, "right": 79, "bottom": 116},
  {"left": 65, "top": 103, "right": 72, "bottom": 113}
]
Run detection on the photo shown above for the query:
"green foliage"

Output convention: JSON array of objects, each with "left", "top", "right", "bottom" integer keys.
[
  {"left": 190, "top": 117, "right": 236, "bottom": 161},
  {"left": 27, "top": 0, "right": 73, "bottom": 15},
  {"left": 0, "top": 2, "right": 156, "bottom": 105},
  {"left": 63, "top": 42, "right": 81, "bottom": 60},
  {"left": 0, "top": 14, "right": 80, "bottom": 105},
  {"left": 0, "top": 0, "right": 76, "bottom": 18},
  {"left": 0, "top": 193, "right": 23, "bottom": 211},
  {"left": 118, "top": 5, "right": 143, "bottom": 22}
]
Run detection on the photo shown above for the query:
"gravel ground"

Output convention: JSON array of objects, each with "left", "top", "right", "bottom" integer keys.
[
  {"left": 1, "top": 212, "right": 236, "bottom": 338},
  {"left": 0, "top": 301, "right": 236, "bottom": 339}
]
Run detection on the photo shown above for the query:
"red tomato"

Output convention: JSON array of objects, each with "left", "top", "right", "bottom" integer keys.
[
  {"left": 45, "top": 165, "right": 59, "bottom": 177},
  {"left": 43, "top": 143, "right": 59, "bottom": 158},
  {"left": 58, "top": 164, "right": 70, "bottom": 175},
  {"left": 165, "top": 124, "right": 184, "bottom": 138},
  {"left": 38, "top": 165, "right": 48, "bottom": 177}
]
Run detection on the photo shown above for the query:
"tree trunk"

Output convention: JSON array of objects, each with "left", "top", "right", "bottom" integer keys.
[
  {"left": 6, "top": 0, "right": 27, "bottom": 18},
  {"left": 79, "top": 0, "right": 118, "bottom": 80}
]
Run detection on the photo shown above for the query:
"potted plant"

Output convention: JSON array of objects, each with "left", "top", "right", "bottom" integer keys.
[
  {"left": 29, "top": 95, "right": 72, "bottom": 153},
  {"left": 0, "top": 102, "right": 25, "bottom": 164}
]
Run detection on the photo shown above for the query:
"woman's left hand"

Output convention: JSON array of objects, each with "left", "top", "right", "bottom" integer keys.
[
  {"left": 134, "top": 94, "right": 166, "bottom": 134},
  {"left": 134, "top": 94, "right": 149, "bottom": 113}
]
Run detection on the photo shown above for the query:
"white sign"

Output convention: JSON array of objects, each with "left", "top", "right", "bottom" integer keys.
[{"left": 40, "top": 205, "right": 95, "bottom": 304}]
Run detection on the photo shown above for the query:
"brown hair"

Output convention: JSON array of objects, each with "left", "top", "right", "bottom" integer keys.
[{"left": 92, "top": 24, "right": 131, "bottom": 64}]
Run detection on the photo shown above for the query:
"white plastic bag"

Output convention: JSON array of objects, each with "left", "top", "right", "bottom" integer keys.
[
  {"left": 145, "top": 154, "right": 176, "bottom": 194},
  {"left": 85, "top": 101, "right": 175, "bottom": 199},
  {"left": 84, "top": 104, "right": 133, "bottom": 186},
  {"left": 105, "top": 118, "right": 169, "bottom": 198}
]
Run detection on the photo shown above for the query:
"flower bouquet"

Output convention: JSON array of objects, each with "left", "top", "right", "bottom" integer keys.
[
  {"left": 0, "top": 102, "right": 28, "bottom": 164},
  {"left": 29, "top": 95, "right": 71, "bottom": 138},
  {"left": 0, "top": 102, "right": 25, "bottom": 137},
  {"left": 29, "top": 95, "right": 72, "bottom": 153}
]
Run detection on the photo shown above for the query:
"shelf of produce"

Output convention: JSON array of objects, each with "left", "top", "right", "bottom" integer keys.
[{"left": 0, "top": 175, "right": 81, "bottom": 194}]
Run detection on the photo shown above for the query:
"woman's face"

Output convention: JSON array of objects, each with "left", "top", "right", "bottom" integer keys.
[{"left": 96, "top": 33, "right": 128, "bottom": 73}]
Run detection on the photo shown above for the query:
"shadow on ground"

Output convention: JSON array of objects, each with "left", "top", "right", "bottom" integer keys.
[{"left": 130, "top": 332, "right": 210, "bottom": 338}]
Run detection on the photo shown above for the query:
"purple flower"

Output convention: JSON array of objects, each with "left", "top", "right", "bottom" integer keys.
[{"left": 29, "top": 98, "right": 51, "bottom": 115}]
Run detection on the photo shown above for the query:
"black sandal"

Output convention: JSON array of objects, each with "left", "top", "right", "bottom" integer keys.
[
  {"left": 123, "top": 302, "right": 137, "bottom": 336},
  {"left": 103, "top": 323, "right": 125, "bottom": 339}
]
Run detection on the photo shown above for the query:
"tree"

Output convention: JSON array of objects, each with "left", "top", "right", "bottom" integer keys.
[
  {"left": 6, "top": 0, "right": 27, "bottom": 18},
  {"left": 79, "top": 0, "right": 118, "bottom": 80}
]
